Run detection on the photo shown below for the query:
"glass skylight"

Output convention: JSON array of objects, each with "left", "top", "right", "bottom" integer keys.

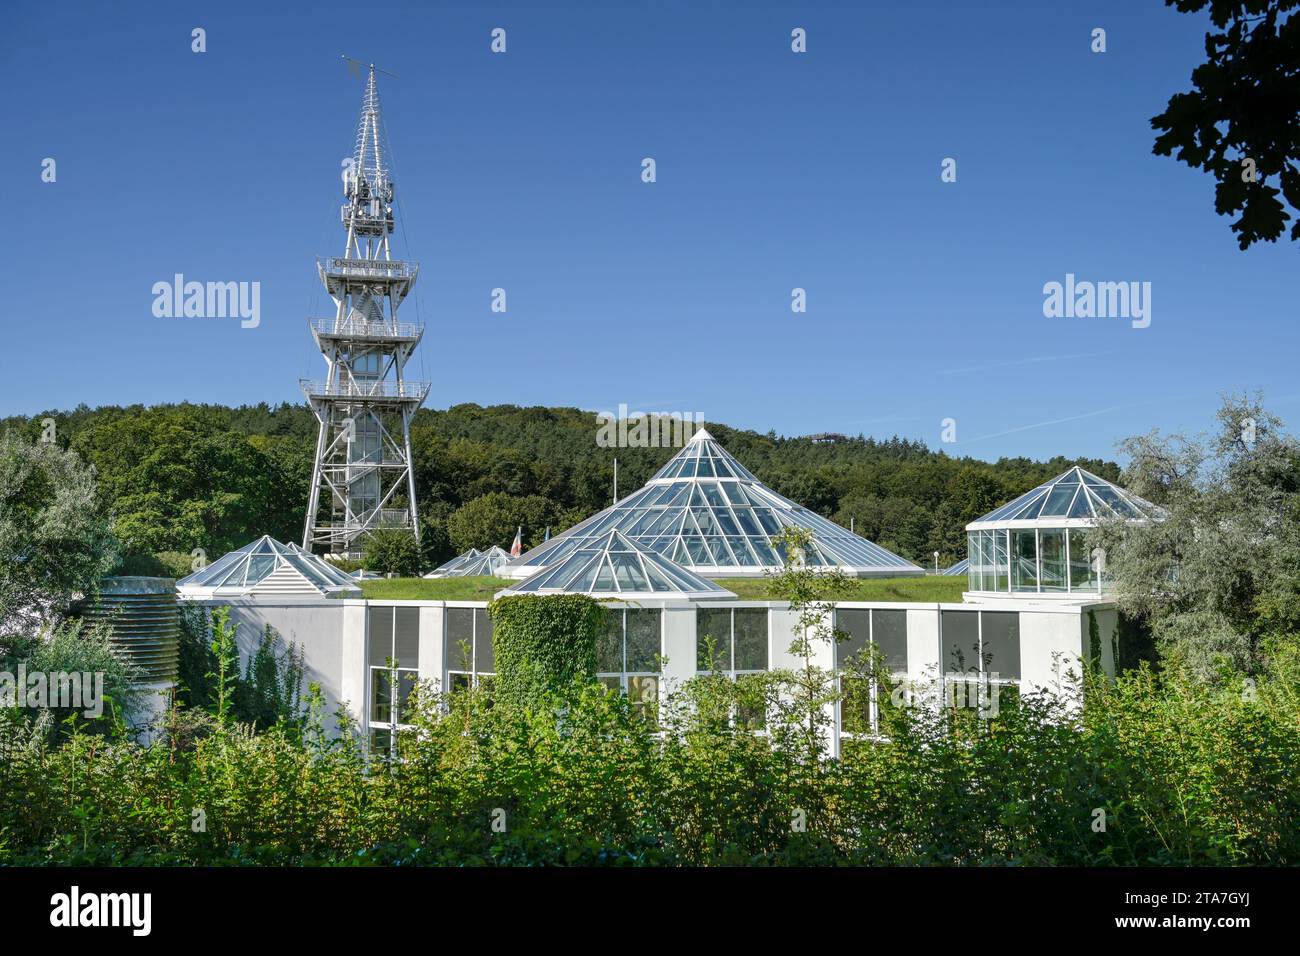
[
  {"left": 501, "top": 429, "right": 922, "bottom": 579},
  {"left": 968, "top": 467, "right": 1164, "bottom": 527},
  {"left": 504, "top": 531, "right": 736, "bottom": 598},
  {"left": 424, "top": 546, "right": 513, "bottom": 578},
  {"left": 942, "top": 558, "right": 970, "bottom": 576},
  {"left": 176, "top": 536, "right": 359, "bottom": 597}
]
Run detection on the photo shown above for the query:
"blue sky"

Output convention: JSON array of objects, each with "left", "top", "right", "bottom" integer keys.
[{"left": 3, "top": 0, "right": 1296, "bottom": 463}]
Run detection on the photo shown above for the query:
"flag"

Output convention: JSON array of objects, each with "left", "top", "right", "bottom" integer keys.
[
  {"left": 543, "top": 526, "right": 551, "bottom": 542},
  {"left": 510, "top": 526, "right": 523, "bottom": 557}
]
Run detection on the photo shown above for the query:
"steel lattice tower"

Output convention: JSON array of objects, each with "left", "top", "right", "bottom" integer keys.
[{"left": 302, "top": 65, "right": 428, "bottom": 557}]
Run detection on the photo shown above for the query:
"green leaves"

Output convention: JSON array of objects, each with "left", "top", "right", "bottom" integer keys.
[
  {"left": 361, "top": 528, "right": 422, "bottom": 576},
  {"left": 1152, "top": 1, "right": 1300, "bottom": 250},
  {"left": 488, "top": 595, "right": 603, "bottom": 709}
]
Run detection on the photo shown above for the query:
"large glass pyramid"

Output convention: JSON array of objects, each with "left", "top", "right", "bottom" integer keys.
[
  {"left": 968, "top": 466, "right": 1164, "bottom": 527},
  {"left": 176, "top": 535, "right": 360, "bottom": 597},
  {"left": 423, "top": 546, "right": 513, "bottom": 579},
  {"left": 500, "top": 429, "right": 922, "bottom": 579},
  {"left": 503, "top": 530, "right": 736, "bottom": 598}
]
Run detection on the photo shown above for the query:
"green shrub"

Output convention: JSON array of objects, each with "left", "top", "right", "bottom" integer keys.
[
  {"left": 1, "top": 643, "right": 1298, "bottom": 866},
  {"left": 361, "top": 529, "right": 422, "bottom": 577}
]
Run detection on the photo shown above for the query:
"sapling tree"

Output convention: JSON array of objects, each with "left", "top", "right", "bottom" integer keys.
[
  {"left": 361, "top": 528, "right": 423, "bottom": 577},
  {"left": 206, "top": 606, "right": 240, "bottom": 727},
  {"left": 764, "top": 525, "right": 853, "bottom": 756}
]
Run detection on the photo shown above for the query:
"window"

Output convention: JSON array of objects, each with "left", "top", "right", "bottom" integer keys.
[
  {"left": 1011, "top": 529, "right": 1038, "bottom": 592},
  {"left": 697, "top": 607, "right": 768, "bottom": 674},
  {"left": 835, "top": 608, "right": 908, "bottom": 738},
  {"left": 1068, "top": 528, "right": 1099, "bottom": 592},
  {"left": 989, "top": 530, "right": 1005, "bottom": 592},
  {"left": 968, "top": 530, "right": 1009, "bottom": 592},
  {"left": 1040, "top": 528, "right": 1067, "bottom": 592},
  {"left": 368, "top": 606, "right": 420, "bottom": 755},
  {"left": 939, "top": 610, "right": 1020, "bottom": 717},
  {"left": 445, "top": 606, "right": 494, "bottom": 693},
  {"left": 596, "top": 608, "right": 662, "bottom": 719},
  {"left": 696, "top": 607, "right": 769, "bottom": 728},
  {"left": 981, "top": 530, "right": 994, "bottom": 591}
]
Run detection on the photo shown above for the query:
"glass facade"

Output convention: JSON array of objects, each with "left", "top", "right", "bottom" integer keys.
[
  {"left": 508, "top": 529, "right": 733, "bottom": 597},
  {"left": 966, "top": 527, "right": 1110, "bottom": 595},
  {"left": 176, "top": 534, "right": 359, "bottom": 596},
  {"left": 964, "top": 466, "right": 1159, "bottom": 596},
  {"left": 426, "top": 546, "right": 512, "bottom": 578}
]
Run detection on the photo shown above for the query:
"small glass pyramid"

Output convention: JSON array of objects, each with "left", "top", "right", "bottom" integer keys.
[
  {"left": 176, "top": 535, "right": 359, "bottom": 596},
  {"left": 504, "top": 530, "right": 737, "bottom": 598},
  {"left": 424, "top": 546, "right": 513, "bottom": 578},
  {"left": 969, "top": 467, "right": 1164, "bottom": 526}
]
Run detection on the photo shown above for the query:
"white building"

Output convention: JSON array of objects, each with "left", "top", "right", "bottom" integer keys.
[{"left": 176, "top": 454, "right": 1151, "bottom": 751}]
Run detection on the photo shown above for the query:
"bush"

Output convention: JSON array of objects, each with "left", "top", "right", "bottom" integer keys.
[
  {"left": 2, "top": 634, "right": 1300, "bottom": 868},
  {"left": 361, "top": 529, "right": 422, "bottom": 577},
  {"left": 1, "top": 644, "right": 1297, "bottom": 866},
  {"left": 114, "top": 550, "right": 194, "bottom": 578},
  {"left": 0, "top": 619, "right": 141, "bottom": 743},
  {"left": 176, "top": 605, "right": 306, "bottom": 733}
]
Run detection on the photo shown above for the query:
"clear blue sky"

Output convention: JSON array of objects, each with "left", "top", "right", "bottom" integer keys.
[{"left": 3, "top": 0, "right": 1296, "bottom": 463}]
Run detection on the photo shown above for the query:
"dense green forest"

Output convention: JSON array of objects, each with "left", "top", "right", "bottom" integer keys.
[{"left": 1, "top": 402, "right": 1120, "bottom": 570}]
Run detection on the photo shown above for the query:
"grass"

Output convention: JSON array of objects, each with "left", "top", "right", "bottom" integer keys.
[
  {"left": 360, "top": 574, "right": 967, "bottom": 603},
  {"left": 360, "top": 576, "right": 513, "bottom": 601},
  {"left": 710, "top": 575, "right": 968, "bottom": 603}
]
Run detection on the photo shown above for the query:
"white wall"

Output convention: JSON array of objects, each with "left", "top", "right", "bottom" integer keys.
[
  {"left": 196, "top": 596, "right": 1118, "bottom": 741},
  {"left": 188, "top": 598, "right": 349, "bottom": 737},
  {"left": 1017, "top": 609, "right": 1086, "bottom": 706},
  {"left": 660, "top": 605, "right": 698, "bottom": 703}
]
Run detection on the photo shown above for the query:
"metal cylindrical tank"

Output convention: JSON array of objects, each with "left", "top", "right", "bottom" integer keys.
[{"left": 79, "top": 577, "right": 180, "bottom": 683}]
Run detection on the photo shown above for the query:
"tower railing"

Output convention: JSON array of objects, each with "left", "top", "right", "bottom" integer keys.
[
  {"left": 300, "top": 380, "right": 431, "bottom": 402},
  {"left": 309, "top": 317, "right": 423, "bottom": 341}
]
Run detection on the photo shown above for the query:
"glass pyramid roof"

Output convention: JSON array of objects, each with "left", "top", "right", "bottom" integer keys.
[
  {"left": 424, "top": 546, "right": 513, "bottom": 578},
  {"left": 176, "top": 535, "right": 360, "bottom": 596},
  {"left": 501, "top": 429, "right": 922, "bottom": 579},
  {"left": 968, "top": 466, "right": 1165, "bottom": 527},
  {"left": 942, "top": 558, "right": 970, "bottom": 576},
  {"left": 503, "top": 531, "right": 736, "bottom": 598}
]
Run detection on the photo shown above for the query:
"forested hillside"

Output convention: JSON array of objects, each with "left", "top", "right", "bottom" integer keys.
[{"left": 1, "top": 402, "right": 1120, "bottom": 570}]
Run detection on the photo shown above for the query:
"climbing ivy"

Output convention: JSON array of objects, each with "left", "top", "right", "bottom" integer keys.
[{"left": 487, "top": 595, "right": 603, "bottom": 708}]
